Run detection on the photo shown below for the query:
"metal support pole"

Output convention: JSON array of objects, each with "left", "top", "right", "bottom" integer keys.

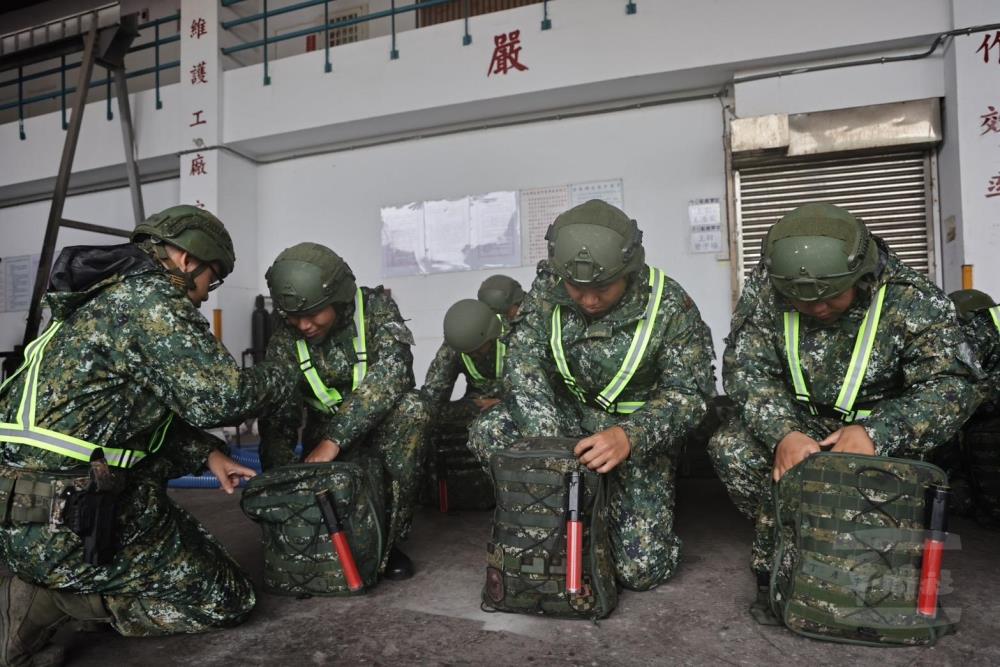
[
  {"left": 324, "top": 1, "right": 332, "bottom": 72},
  {"left": 154, "top": 21, "right": 162, "bottom": 108},
  {"left": 390, "top": 0, "right": 399, "bottom": 60},
  {"left": 112, "top": 67, "right": 145, "bottom": 225},
  {"left": 60, "top": 56, "right": 68, "bottom": 129},
  {"left": 542, "top": 0, "right": 551, "bottom": 30},
  {"left": 105, "top": 67, "right": 113, "bottom": 120},
  {"left": 61, "top": 219, "right": 132, "bottom": 238},
  {"left": 17, "top": 66, "right": 25, "bottom": 140},
  {"left": 263, "top": 0, "right": 271, "bottom": 85},
  {"left": 23, "top": 22, "right": 100, "bottom": 347},
  {"left": 462, "top": 0, "right": 471, "bottom": 45}
]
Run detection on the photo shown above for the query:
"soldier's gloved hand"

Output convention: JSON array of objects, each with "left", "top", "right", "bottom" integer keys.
[
  {"left": 820, "top": 425, "right": 876, "bottom": 456},
  {"left": 305, "top": 439, "right": 342, "bottom": 464},
  {"left": 772, "top": 431, "right": 821, "bottom": 481},
  {"left": 207, "top": 450, "right": 257, "bottom": 495},
  {"left": 574, "top": 426, "right": 631, "bottom": 473}
]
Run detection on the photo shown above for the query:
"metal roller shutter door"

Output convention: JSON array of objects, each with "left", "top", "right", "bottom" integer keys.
[{"left": 735, "top": 151, "right": 935, "bottom": 288}]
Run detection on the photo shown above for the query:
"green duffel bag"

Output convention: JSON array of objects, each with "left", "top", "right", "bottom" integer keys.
[
  {"left": 241, "top": 458, "right": 386, "bottom": 596},
  {"left": 772, "top": 452, "right": 956, "bottom": 646},
  {"left": 482, "top": 437, "right": 617, "bottom": 620}
]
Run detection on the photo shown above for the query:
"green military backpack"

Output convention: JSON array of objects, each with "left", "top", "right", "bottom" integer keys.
[
  {"left": 241, "top": 458, "right": 386, "bottom": 596},
  {"left": 771, "top": 452, "right": 956, "bottom": 646},
  {"left": 423, "top": 426, "right": 495, "bottom": 511},
  {"left": 482, "top": 437, "right": 617, "bottom": 620}
]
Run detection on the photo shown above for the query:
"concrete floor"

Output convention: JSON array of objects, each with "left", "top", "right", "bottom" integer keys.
[{"left": 48, "top": 478, "right": 1000, "bottom": 666}]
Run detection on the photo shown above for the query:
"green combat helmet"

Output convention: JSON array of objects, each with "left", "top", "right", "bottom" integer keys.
[
  {"left": 443, "top": 299, "right": 501, "bottom": 354},
  {"left": 477, "top": 275, "right": 524, "bottom": 315},
  {"left": 763, "top": 203, "right": 879, "bottom": 302},
  {"left": 949, "top": 289, "right": 996, "bottom": 321},
  {"left": 131, "top": 204, "right": 236, "bottom": 289},
  {"left": 545, "top": 199, "right": 644, "bottom": 286},
  {"left": 265, "top": 242, "right": 356, "bottom": 315}
]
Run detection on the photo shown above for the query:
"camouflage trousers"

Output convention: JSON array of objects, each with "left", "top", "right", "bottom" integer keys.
[
  {"left": 708, "top": 415, "right": 932, "bottom": 574},
  {"left": 468, "top": 398, "right": 681, "bottom": 591},
  {"left": 0, "top": 477, "right": 253, "bottom": 637},
  {"left": 261, "top": 390, "right": 429, "bottom": 558}
]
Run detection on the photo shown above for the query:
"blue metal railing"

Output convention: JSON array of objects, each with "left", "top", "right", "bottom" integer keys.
[
  {"left": 1, "top": 13, "right": 182, "bottom": 139},
  {"left": 221, "top": 0, "right": 485, "bottom": 84}
]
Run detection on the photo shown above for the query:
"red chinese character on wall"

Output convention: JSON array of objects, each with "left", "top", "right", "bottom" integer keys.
[
  {"left": 487, "top": 30, "right": 529, "bottom": 77},
  {"left": 980, "top": 106, "right": 1000, "bottom": 135},
  {"left": 986, "top": 173, "right": 1000, "bottom": 198},
  {"left": 977, "top": 31, "right": 1000, "bottom": 64},
  {"left": 189, "top": 110, "right": 206, "bottom": 127},
  {"left": 190, "top": 153, "right": 208, "bottom": 176},
  {"left": 189, "top": 61, "right": 208, "bottom": 85},
  {"left": 190, "top": 18, "right": 207, "bottom": 39}
]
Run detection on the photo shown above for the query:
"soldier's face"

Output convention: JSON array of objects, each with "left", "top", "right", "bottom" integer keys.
[
  {"left": 564, "top": 277, "right": 628, "bottom": 319},
  {"left": 790, "top": 286, "right": 857, "bottom": 324},
  {"left": 287, "top": 305, "right": 338, "bottom": 341}
]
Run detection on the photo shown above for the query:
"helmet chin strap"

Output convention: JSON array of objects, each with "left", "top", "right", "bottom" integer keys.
[{"left": 152, "top": 241, "right": 208, "bottom": 292}]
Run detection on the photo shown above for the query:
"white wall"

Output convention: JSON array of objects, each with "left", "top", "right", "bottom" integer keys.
[
  {"left": 257, "top": 99, "right": 730, "bottom": 385},
  {"left": 0, "top": 178, "right": 180, "bottom": 352}
]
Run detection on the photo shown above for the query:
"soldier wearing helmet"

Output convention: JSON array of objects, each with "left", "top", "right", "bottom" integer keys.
[
  {"left": 261, "top": 242, "right": 428, "bottom": 580},
  {"left": 477, "top": 274, "right": 525, "bottom": 320},
  {"left": 0, "top": 205, "right": 297, "bottom": 662},
  {"left": 708, "top": 202, "right": 980, "bottom": 624},
  {"left": 468, "top": 199, "right": 716, "bottom": 591}
]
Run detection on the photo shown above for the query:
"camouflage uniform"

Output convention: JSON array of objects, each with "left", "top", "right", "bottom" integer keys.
[
  {"left": 0, "top": 245, "right": 295, "bottom": 636},
  {"left": 420, "top": 330, "right": 507, "bottom": 432},
  {"left": 469, "top": 264, "right": 716, "bottom": 590},
  {"left": 958, "top": 309, "right": 1000, "bottom": 412},
  {"left": 709, "top": 245, "right": 980, "bottom": 574},
  {"left": 259, "top": 286, "right": 428, "bottom": 560}
]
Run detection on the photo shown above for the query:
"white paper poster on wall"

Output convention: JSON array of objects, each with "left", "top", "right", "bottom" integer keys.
[
  {"left": 688, "top": 198, "right": 723, "bottom": 254},
  {"left": 522, "top": 179, "right": 624, "bottom": 266},
  {"left": 0, "top": 254, "right": 41, "bottom": 313},
  {"left": 380, "top": 192, "right": 520, "bottom": 277}
]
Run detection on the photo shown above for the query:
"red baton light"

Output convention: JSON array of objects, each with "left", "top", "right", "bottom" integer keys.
[
  {"left": 917, "top": 484, "right": 950, "bottom": 618},
  {"left": 316, "top": 490, "right": 363, "bottom": 592},
  {"left": 566, "top": 471, "right": 583, "bottom": 595}
]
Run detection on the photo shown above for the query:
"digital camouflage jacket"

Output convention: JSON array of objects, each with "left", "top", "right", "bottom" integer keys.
[
  {"left": 723, "top": 242, "right": 980, "bottom": 457},
  {"left": 0, "top": 244, "right": 296, "bottom": 476},
  {"left": 504, "top": 263, "right": 716, "bottom": 457},
  {"left": 260, "top": 286, "right": 416, "bottom": 452}
]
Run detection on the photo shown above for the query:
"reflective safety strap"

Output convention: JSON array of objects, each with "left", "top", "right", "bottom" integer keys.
[
  {"left": 834, "top": 284, "right": 887, "bottom": 419},
  {"left": 989, "top": 306, "right": 1000, "bottom": 334},
  {"left": 351, "top": 288, "right": 367, "bottom": 387},
  {"left": 550, "top": 306, "right": 587, "bottom": 404},
  {"left": 296, "top": 339, "right": 343, "bottom": 410},
  {"left": 460, "top": 315, "right": 506, "bottom": 386},
  {"left": 296, "top": 288, "right": 369, "bottom": 412},
  {"left": 782, "top": 285, "right": 887, "bottom": 423},
  {"left": 0, "top": 321, "right": 167, "bottom": 469},
  {"left": 783, "top": 312, "right": 815, "bottom": 413},
  {"left": 594, "top": 267, "right": 665, "bottom": 411},
  {"left": 460, "top": 353, "right": 487, "bottom": 384},
  {"left": 549, "top": 267, "right": 666, "bottom": 414}
]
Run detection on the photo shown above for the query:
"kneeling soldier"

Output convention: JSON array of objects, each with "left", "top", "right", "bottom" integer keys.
[
  {"left": 469, "top": 199, "right": 716, "bottom": 590},
  {"left": 709, "top": 203, "right": 979, "bottom": 623},
  {"left": 260, "top": 242, "right": 428, "bottom": 580},
  {"left": 0, "top": 206, "right": 296, "bottom": 663}
]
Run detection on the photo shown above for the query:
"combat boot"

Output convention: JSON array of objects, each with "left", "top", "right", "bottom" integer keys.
[
  {"left": 748, "top": 572, "right": 781, "bottom": 626},
  {"left": 0, "top": 576, "right": 109, "bottom": 667}
]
